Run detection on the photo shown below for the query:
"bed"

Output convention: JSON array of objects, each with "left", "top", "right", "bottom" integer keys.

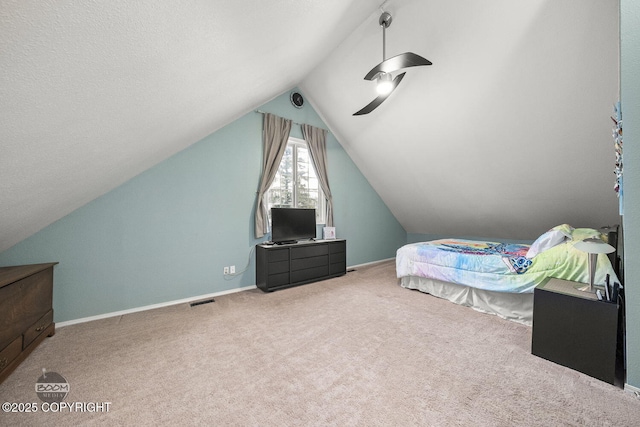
[{"left": 396, "top": 224, "right": 621, "bottom": 325}]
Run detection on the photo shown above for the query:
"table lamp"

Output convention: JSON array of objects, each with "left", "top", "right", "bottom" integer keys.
[{"left": 573, "top": 238, "right": 615, "bottom": 292}]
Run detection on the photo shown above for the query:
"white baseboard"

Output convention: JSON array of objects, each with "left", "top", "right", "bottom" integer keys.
[
  {"left": 347, "top": 257, "right": 395, "bottom": 270},
  {"left": 56, "top": 285, "right": 257, "bottom": 328},
  {"left": 57, "top": 257, "right": 395, "bottom": 328},
  {"left": 625, "top": 383, "right": 640, "bottom": 397}
]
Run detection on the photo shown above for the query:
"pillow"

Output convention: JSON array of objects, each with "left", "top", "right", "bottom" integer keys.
[
  {"left": 526, "top": 224, "right": 574, "bottom": 258},
  {"left": 571, "top": 227, "right": 603, "bottom": 242}
]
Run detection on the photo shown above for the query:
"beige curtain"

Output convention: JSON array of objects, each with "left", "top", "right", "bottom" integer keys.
[
  {"left": 255, "top": 113, "right": 292, "bottom": 238},
  {"left": 302, "top": 124, "right": 334, "bottom": 227}
]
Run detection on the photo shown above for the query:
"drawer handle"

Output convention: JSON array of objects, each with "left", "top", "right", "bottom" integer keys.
[
  {"left": 0, "top": 358, "right": 8, "bottom": 370},
  {"left": 35, "top": 324, "right": 46, "bottom": 332}
]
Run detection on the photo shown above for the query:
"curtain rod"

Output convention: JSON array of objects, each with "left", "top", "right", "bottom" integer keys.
[{"left": 254, "top": 110, "right": 329, "bottom": 132}]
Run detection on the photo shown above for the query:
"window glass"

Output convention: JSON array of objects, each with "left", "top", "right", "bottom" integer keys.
[{"left": 267, "top": 137, "right": 325, "bottom": 223}]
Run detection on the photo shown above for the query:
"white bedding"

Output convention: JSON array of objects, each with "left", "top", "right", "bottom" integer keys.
[{"left": 400, "top": 276, "right": 534, "bottom": 325}]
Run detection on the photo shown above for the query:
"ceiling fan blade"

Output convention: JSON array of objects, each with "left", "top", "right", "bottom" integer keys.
[
  {"left": 353, "top": 72, "right": 405, "bottom": 116},
  {"left": 364, "top": 52, "right": 432, "bottom": 81}
]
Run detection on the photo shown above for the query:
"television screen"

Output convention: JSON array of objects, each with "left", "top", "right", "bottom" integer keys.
[{"left": 271, "top": 208, "right": 316, "bottom": 244}]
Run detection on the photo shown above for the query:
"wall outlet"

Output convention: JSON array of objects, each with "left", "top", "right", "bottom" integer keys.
[
  {"left": 223, "top": 266, "right": 230, "bottom": 275},
  {"left": 230, "top": 265, "right": 235, "bottom": 274}
]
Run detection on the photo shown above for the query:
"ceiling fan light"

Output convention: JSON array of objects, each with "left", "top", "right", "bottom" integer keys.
[{"left": 376, "top": 73, "right": 393, "bottom": 95}]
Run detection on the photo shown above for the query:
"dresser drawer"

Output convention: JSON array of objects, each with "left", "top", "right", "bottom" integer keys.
[
  {"left": 0, "top": 336, "right": 23, "bottom": 373},
  {"left": 267, "top": 248, "right": 289, "bottom": 263},
  {"left": 0, "top": 268, "right": 53, "bottom": 349},
  {"left": 267, "top": 272, "right": 290, "bottom": 288},
  {"left": 268, "top": 260, "right": 289, "bottom": 275},
  {"left": 291, "top": 244, "right": 328, "bottom": 259},
  {"left": 291, "top": 265, "right": 329, "bottom": 283},
  {"left": 291, "top": 255, "right": 328, "bottom": 272},
  {"left": 23, "top": 310, "right": 54, "bottom": 349},
  {"left": 330, "top": 261, "right": 346, "bottom": 275},
  {"left": 328, "top": 240, "right": 346, "bottom": 254}
]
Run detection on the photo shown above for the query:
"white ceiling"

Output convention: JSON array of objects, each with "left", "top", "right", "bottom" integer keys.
[
  {"left": 0, "top": 0, "right": 620, "bottom": 253},
  {"left": 302, "top": 0, "right": 620, "bottom": 240}
]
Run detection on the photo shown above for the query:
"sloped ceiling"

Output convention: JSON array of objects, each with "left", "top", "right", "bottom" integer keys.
[
  {"left": 0, "top": 0, "right": 620, "bottom": 253},
  {"left": 301, "top": 0, "right": 620, "bottom": 240},
  {"left": 0, "top": 0, "right": 376, "bottom": 252}
]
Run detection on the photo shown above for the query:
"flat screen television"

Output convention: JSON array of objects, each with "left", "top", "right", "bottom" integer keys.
[{"left": 271, "top": 208, "right": 316, "bottom": 244}]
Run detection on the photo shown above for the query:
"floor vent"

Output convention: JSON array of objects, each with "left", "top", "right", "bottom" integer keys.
[{"left": 190, "top": 298, "right": 215, "bottom": 307}]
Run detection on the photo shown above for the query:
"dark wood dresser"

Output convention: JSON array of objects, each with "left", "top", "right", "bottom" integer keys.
[
  {"left": 0, "top": 263, "right": 57, "bottom": 383},
  {"left": 256, "top": 239, "right": 346, "bottom": 292}
]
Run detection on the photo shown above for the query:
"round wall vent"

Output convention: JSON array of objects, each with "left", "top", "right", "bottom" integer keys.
[{"left": 290, "top": 92, "right": 304, "bottom": 108}]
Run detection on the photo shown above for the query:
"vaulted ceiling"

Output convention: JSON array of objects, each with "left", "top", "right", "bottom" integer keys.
[{"left": 0, "top": 0, "right": 620, "bottom": 252}]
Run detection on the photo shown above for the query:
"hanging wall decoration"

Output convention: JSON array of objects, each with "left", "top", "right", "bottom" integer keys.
[{"left": 612, "top": 102, "right": 623, "bottom": 215}]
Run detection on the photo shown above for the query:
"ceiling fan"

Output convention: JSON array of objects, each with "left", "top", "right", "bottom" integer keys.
[{"left": 353, "top": 11, "right": 433, "bottom": 116}]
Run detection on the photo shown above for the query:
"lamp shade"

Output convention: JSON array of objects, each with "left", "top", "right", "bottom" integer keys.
[{"left": 573, "top": 238, "right": 615, "bottom": 254}]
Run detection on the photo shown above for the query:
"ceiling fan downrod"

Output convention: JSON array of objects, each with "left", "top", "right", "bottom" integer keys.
[
  {"left": 376, "top": 12, "right": 394, "bottom": 94},
  {"left": 380, "top": 11, "right": 392, "bottom": 62}
]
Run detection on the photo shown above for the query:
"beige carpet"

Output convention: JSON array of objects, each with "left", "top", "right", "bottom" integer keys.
[{"left": 1, "top": 260, "right": 639, "bottom": 426}]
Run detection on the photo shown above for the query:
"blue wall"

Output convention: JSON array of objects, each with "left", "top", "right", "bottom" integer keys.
[
  {"left": 621, "top": 0, "right": 640, "bottom": 390},
  {"left": 0, "top": 90, "right": 407, "bottom": 323}
]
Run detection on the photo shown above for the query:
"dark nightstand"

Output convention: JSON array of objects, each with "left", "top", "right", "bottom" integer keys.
[{"left": 531, "top": 277, "right": 623, "bottom": 385}]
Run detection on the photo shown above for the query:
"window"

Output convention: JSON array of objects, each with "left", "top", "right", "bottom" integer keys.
[{"left": 266, "top": 137, "right": 325, "bottom": 224}]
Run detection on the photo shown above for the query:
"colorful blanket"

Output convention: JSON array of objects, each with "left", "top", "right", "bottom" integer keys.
[
  {"left": 396, "top": 228, "right": 619, "bottom": 293},
  {"left": 437, "top": 241, "right": 532, "bottom": 274}
]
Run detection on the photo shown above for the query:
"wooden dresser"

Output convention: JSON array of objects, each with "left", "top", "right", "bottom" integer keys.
[
  {"left": 0, "top": 263, "right": 57, "bottom": 383},
  {"left": 256, "top": 239, "right": 346, "bottom": 292}
]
